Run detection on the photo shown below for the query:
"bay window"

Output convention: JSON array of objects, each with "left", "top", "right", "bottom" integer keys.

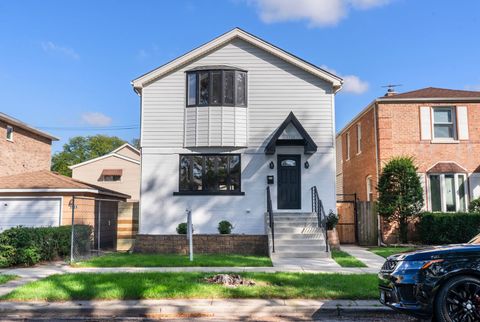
[
  {"left": 429, "top": 173, "right": 467, "bottom": 212},
  {"left": 186, "top": 69, "right": 247, "bottom": 107},
  {"left": 176, "top": 154, "right": 243, "bottom": 195}
]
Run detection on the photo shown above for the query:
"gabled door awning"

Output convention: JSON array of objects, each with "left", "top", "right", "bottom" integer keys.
[{"left": 264, "top": 112, "right": 317, "bottom": 155}]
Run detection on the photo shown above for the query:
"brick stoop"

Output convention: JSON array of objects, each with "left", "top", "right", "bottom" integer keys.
[{"left": 134, "top": 234, "right": 268, "bottom": 256}]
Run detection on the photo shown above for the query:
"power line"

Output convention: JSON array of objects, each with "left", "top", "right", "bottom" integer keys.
[{"left": 35, "top": 124, "right": 140, "bottom": 131}]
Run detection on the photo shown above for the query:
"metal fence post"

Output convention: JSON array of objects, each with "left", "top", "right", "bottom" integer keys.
[
  {"left": 70, "top": 196, "right": 75, "bottom": 263},
  {"left": 97, "top": 201, "right": 102, "bottom": 252}
]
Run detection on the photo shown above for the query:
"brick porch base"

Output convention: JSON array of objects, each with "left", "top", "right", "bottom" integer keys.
[{"left": 134, "top": 234, "right": 268, "bottom": 256}]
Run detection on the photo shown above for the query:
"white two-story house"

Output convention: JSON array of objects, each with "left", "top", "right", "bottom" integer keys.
[{"left": 131, "top": 28, "right": 342, "bottom": 256}]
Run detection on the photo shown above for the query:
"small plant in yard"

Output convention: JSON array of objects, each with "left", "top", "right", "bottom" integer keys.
[
  {"left": 469, "top": 198, "right": 480, "bottom": 213},
  {"left": 377, "top": 156, "right": 424, "bottom": 243},
  {"left": 325, "top": 211, "right": 339, "bottom": 230},
  {"left": 217, "top": 220, "right": 234, "bottom": 234},
  {"left": 176, "top": 222, "right": 188, "bottom": 234}
]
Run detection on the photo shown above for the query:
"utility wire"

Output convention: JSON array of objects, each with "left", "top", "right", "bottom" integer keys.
[{"left": 36, "top": 124, "right": 140, "bottom": 131}]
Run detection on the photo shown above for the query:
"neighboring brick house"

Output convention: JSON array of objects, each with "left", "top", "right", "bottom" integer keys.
[
  {"left": 0, "top": 112, "right": 58, "bottom": 176},
  {"left": 337, "top": 87, "right": 480, "bottom": 240}
]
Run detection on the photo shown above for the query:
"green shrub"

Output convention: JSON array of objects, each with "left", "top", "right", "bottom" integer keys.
[
  {"left": 418, "top": 212, "right": 480, "bottom": 244},
  {"left": 469, "top": 198, "right": 480, "bottom": 213},
  {"left": 326, "top": 211, "right": 339, "bottom": 230},
  {"left": 176, "top": 223, "right": 188, "bottom": 234},
  {"left": 377, "top": 156, "right": 424, "bottom": 243},
  {"left": 0, "top": 225, "right": 92, "bottom": 268},
  {"left": 218, "top": 220, "right": 234, "bottom": 234}
]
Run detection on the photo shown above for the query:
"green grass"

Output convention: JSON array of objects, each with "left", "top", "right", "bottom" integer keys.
[
  {"left": 73, "top": 253, "right": 273, "bottom": 267},
  {"left": 0, "top": 275, "right": 17, "bottom": 285},
  {"left": 331, "top": 250, "right": 367, "bottom": 267},
  {"left": 368, "top": 246, "right": 417, "bottom": 258},
  {"left": 0, "top": 272, "right": 378, "bottom": 301}
]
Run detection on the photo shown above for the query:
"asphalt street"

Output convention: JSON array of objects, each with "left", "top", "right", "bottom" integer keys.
[{"left": 0, "top": 313, "right": 424, "bottom": 322}]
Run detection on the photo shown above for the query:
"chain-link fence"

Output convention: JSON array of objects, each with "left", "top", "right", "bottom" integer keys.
[{"left": 69, "top": 196, "right": 120, "bottom": 262}]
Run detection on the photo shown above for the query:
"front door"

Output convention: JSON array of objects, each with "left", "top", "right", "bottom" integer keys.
[{"left": 277, "top": 155, "right": 301, "bottom": 209}]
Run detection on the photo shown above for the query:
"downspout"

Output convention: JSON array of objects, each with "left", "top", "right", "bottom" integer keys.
[{"left": 373, "top": 102, "right": 384, "bottom": 246}]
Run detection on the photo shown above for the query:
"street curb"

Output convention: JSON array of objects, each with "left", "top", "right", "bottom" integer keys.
[{"left": 0, "top": 300, "right": 396, "bottom": 319}]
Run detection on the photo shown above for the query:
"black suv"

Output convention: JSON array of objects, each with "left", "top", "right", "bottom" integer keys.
[{"left": 379, "top": 239, "right": 480, "bottom": 321}]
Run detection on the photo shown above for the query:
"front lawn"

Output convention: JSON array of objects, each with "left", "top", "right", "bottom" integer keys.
[
  {"left": 368, "top": 246, "right": 417, "bottom": 258},
  {"left": 0, "top": 275, "right": 16, "bottom": 285},
  {"left": 74, "top": 253, "right": 273, "bottom": 267},
  {"left": 331, "top": 250, "right": 367, "bottom": 267},
  {"left": 1, "top": 272, "right": 378, "bottom": 301}
]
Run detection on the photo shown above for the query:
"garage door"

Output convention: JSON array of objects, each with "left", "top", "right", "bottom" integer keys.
[{"left": 0, "top": 198, "right": 61, "bottom": 231}]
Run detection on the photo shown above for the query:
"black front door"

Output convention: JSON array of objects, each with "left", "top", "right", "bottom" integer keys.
[{"left": 277, "top": 155, "right": 301, "bottom": 209}]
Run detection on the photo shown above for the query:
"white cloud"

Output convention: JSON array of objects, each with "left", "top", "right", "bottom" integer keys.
[
  {"left": 81, "top": 112, "right": 112, "bottom": 126},
  {"left": 465, "top": 84, "right": 480, "bottom": 91},
  {"left": 322, "top": 65, "right": 369, "bottom": 94},
  {"left": 248, "top": 0, "right": 391, "bottom": 27},
  {"left": 136, "top": 44, "right": 161, "bottom": 60},
  {"left": 41, "top": 41, "right": 80, "bottom": 60}
]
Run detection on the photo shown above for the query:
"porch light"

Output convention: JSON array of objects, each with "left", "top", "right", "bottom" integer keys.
[
  {"left": 269, "top": 161, "right": 275, "bottom": 169},
  {"left": 304, "top": 161, "right": 310, "bottom": 169}
]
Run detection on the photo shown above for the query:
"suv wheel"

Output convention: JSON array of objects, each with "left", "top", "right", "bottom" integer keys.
[{"left": 435, "top": 275, "right": 480, "bottom": 322}]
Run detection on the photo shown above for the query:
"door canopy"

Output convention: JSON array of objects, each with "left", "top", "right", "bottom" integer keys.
[{"left": 265, "top": 112, "right": 317, "bottom": 155}]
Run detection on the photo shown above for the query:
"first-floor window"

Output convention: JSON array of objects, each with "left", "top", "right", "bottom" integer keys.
[
  {"left": 429, "top": 173, "right": 467, "bottom": 212},
  {"left": 366, "top": 175, "right": 373, "bottom": 201},
  {"left": 179, "top": 154, "right": 241, "bottom": 194}
]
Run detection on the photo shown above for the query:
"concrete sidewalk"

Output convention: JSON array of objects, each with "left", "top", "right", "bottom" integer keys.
[
  {"left": 0, "top": 299, "right": 392, "bottom": 320},
  {"left": 340, "top": 245, "right": 386, "bottom": 270}
]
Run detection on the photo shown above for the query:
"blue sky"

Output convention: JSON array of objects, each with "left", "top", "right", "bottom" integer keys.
[{"left": 1, "top": 0, "right": 479, "bottom": 152}]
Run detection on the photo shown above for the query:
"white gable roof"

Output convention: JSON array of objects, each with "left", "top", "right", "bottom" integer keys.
[
  {"left": 111, "top": 143, "right": 140, "bottom": 155},
  {"left": 131, "top": 28, "right": 343, "bottom": 93}
]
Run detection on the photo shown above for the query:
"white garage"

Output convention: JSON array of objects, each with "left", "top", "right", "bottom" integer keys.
[{"left": 0, "top": 197, "right": 62, "bottom": 232}]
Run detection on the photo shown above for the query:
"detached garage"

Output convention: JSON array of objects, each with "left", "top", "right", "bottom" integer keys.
[
  {"left": 0, "top": 170, "right": 129, "bottom": 235},
  {"left": 0, "top": 197, "right": 62, "bottom": 232}
]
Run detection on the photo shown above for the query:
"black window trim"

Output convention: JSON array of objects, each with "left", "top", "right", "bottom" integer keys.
[
  {"left": 186, "top": 69, "right": 248, "bottom": 108},
  {"left": 174, "top": 153, "right": 244, "bottom": 196}
]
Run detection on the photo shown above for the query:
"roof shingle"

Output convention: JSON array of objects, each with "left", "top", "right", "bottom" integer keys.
[
  {"left": 0, "top": 170, "right": 129, "bottom": 198},
  {"left": 381, "top": 87, "right": 480, "bottom": 100}
]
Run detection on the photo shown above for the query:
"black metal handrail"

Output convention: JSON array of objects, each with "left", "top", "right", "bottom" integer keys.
[
  {"left": 266, "top": 186, "right": 274, "bottom": 253},
  {"left": 311, "top": 186, "right": 329, "bottom": 252}
]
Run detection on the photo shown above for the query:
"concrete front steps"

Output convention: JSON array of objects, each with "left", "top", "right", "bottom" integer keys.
[{"left": 268, "top": 212, "right": 329, "bottom": 259}]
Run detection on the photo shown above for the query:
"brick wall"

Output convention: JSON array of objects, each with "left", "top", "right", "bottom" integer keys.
[
  {"left": 0, "top": 120, "right": 52, "bottom": 176},
  {"left": 377, "top": 102, "right": 480, "bottom": 173},
  {"left": 340, "top": 107, "right": 378, "bottom": 201},
  {"left": 117, "top": 201, "right": 139, "bottom": 251},
  {"left": 134, "top": 234, "right": 268, "bottom": 255}
]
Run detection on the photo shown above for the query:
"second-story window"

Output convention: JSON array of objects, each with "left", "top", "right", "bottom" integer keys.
[
  {"left": 356, "top": 123, "right": 361, "bottom": 154},
  {"left": 433, "top": 107, "right": 456, "bottom": 140},
  {"left": 6, "top": 125, "right": 13, "bottom": 141},
  {"left": 345, "top": 132, "right": 350, "bottom": 160},
  {"left": 186, "top": 69, "right": 247, "bottom": 107}
]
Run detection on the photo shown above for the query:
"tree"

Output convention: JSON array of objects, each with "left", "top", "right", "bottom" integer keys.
[
  {"left": 51, "top": 135, "right": 126, "bottom": 176},
  {"left": 131, "top": 138, "right": 140, "bottom": 150},
  {"left": 377, "top": 156, "right": 424, "bottom": 243}
]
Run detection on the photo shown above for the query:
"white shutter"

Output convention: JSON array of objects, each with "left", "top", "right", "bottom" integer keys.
[
  {"left": 418, "top": 173, "right": 427, "bottom": 210},
  {"left": 419, "top": 106, "right": 431, "bottom": 140},
  {"left": 457, "top": 106, "right": 469, "bottom": 140},
  {"left": 469, "top": 173, "right": 480, "bottom": 200}
]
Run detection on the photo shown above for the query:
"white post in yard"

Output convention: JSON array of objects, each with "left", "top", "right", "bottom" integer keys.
[{"left": 187, "top": 208, "right": 193, "bottom": 261}]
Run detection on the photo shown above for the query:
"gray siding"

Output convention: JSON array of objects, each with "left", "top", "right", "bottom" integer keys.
[{"left": 141, "top": 38, "right": 334, "bottom": 149}]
